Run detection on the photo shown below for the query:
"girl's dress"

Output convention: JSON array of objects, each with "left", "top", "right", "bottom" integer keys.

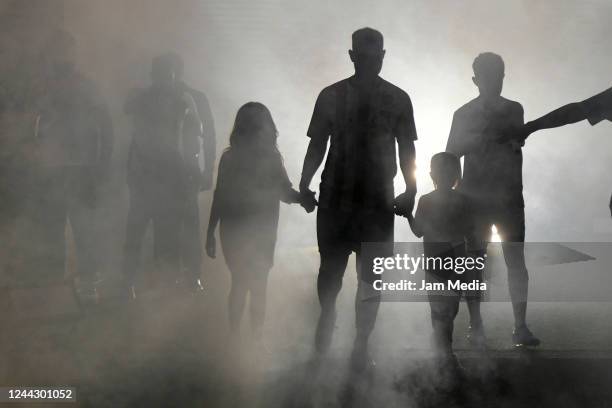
[{"left": 212, "top": 147, "right": 295, "bottom": 272}]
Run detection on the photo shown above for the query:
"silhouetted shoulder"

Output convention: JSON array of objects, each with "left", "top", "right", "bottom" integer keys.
[
  {"left": 183, "top": 85, "right": 210, "bottom": 110},
  {"left": 378, "top": 77, "right": 412, "bottom": 105},
  {"left": 500, "top": 96, "right": 524, "bottom": 114},
  {"left": 317, "top": 79, "right": 348, "bottom": 104},
  {"left": 307, "top": 79, "right": 349, "bottom": 139},
  {"left": 453, "top": 97, "right": 480, "bottom": 118}
]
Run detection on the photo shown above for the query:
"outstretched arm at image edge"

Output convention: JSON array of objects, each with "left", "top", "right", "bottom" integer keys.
[{"left": 525, "top": 102, "right": 588, "bottom": 135}]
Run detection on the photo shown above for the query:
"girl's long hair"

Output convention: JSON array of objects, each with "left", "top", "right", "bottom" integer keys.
[{"left": 229, "top": 102, "right": 279, "bottom": 152}]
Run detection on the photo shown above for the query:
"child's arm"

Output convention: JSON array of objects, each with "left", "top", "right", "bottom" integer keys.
[
  {"left": 281, "top": 187, "right": 302, "bottom": 204},
  {"left": 206, "top": 192, "right": 220, "bottom": 259},
  {"left": 277, "top": 153, "right": 317, "bottom": 211},
  {"left": 408, "top": 199, "right": 425, "bottom": 238},
  {"left": 205, "top": 154, "right": 229, "bottom": 259}
]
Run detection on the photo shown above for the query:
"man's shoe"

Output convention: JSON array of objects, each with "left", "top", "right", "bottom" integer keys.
[
  {"left": 350, "top": 344, "right": 376, "bottom": 373},
  {"left": 314, "top": 310, "right": 336, "bottom": 354},
  {"left": 466, "top": 324, "right": 487, "bottom": 349},
  {"left": 512, "top": 325, "right": 540, "bottom": 347}
]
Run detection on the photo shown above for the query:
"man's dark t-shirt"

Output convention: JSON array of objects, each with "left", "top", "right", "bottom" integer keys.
[
  {"left": 307, "top": 76, "right": 417, "bottom": 211},
  {"left": 446, "top": 96, "right": 524, "bottom": 209}
]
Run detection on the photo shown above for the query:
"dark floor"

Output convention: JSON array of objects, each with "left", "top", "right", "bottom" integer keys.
[{"left": 2, "top": 248, "right": 612, "bottom": 407}]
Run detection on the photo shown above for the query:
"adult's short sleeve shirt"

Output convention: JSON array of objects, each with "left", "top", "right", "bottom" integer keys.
[
  {"left": 581, "top": 87, "right": 612, "bottom": 126},
  {"left": 307, "top": 76, "right": 417, "bottom": 211},
  {"left": 446, "top": 96, "right": 525, "bottom": 209}
]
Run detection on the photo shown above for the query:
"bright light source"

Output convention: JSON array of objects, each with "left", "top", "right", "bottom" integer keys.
[{"left": 491, "top": 225, "right": 502, "bottom": 242}]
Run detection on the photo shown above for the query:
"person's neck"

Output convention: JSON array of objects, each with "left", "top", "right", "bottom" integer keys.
[
  {"left": 478, "top": 93, "right": 502, "bottom": 105},
  {"left": 352, "top": 74, "right": 379, "bottom": 89}
]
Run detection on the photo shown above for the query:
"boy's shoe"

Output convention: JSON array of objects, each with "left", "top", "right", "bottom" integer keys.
[
  {"left": 512, "top": 326, "right": 540, "bottom": 347},
  {"left": 466, "top": 324, "right": 487, "bottom": 349}
]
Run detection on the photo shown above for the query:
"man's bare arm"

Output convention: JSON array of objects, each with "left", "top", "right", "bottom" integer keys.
[
  {"left": 394, "top": 138, "right": 417, "bottom": 217},
  {"left": 398, "top": 138, "right": 416, "bottom": 195},
  {"left": 299, "top": 136, "right": 328, "bottom": 193}
]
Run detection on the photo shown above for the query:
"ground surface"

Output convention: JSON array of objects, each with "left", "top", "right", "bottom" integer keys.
[{"left": 1, "top": 248, "right": 612, "bottom": 407}]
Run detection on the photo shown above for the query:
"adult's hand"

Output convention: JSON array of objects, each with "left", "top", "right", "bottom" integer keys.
[
  {"left": 394, "top": 191, "right": 415, "bottom": 217},
  {"left": 496, "top": 123, "right": 531, "bottom": 145}
]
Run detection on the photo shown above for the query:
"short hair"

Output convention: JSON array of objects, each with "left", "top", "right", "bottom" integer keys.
[
  {"left": 431, "top": 152, "right": 461, "bottom": 188},
  {"left": 472, "top": 52, "right": 504, "bottom": 77},
  {"left": 352, "top": 27, "right": 383, "bottom": 51}
]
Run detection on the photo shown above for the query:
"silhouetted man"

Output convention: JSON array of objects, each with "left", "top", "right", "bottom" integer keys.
[
  {"left": 122, "top": 54, "right": 202, "bottom": 299},
  {"left": 300, "top": 28, "right": 417, "bottom": 370},
  {"left": 167, "top": 52, "right": 216, "bottom": 292},
  {"left": 34, "top": 30, "right": 113, "bottom": 303},
  {"left": 446, "top": 52, "right": 539, "bottom": 347},
  {"left": 508, "top": 87, "right": 612, "bottom": 217}
]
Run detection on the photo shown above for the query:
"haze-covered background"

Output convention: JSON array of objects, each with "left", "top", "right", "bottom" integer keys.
[
  {"left": 1, "top": 1, "right": 612, "bottom": 406},
  {"left": 56, "top": 0, "right": 612, "bottom": 250}
]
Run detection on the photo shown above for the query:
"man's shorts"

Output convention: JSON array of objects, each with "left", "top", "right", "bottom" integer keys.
[{"left": 316, "top": 207, "right": 394, "bottom": 284}]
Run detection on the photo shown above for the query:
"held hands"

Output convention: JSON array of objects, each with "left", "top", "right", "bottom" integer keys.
[
  {"left": 394, "top": 190, "right": 416, "bottom": 217},
  {"left": 495, "top": 123, "right": 531, "bottom": 145},
  {"left": 299, "top": 189, "right": 318, "bottom": 213}
]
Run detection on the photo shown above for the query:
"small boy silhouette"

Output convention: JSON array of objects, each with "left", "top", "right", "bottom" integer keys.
[{"left": 409, "top": 152, "right": 473, "bottom": 372}]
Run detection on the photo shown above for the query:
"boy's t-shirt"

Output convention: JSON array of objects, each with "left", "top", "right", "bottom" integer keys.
[{"left": 413, "top": 189, "right": 474, "bottom": 260}]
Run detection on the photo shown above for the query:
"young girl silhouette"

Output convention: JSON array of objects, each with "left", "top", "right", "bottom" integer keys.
[{"left": 206, "top": 102, "right": 307, "bottom": 346}]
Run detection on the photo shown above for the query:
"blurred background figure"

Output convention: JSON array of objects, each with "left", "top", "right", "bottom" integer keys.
[
  {"left": 168, "top": 52, "right": 216, "bottom": 292},
  {"left": 122, "top": 53, "right": 202, "bottom": 300},
  {"left": 33, "top": 29, "right": 114, "bottom": 304}
]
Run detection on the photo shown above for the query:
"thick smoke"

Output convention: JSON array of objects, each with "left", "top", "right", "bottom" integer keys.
[{"left": 2, "top": 0, "right": 612, "bottom": 406}]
